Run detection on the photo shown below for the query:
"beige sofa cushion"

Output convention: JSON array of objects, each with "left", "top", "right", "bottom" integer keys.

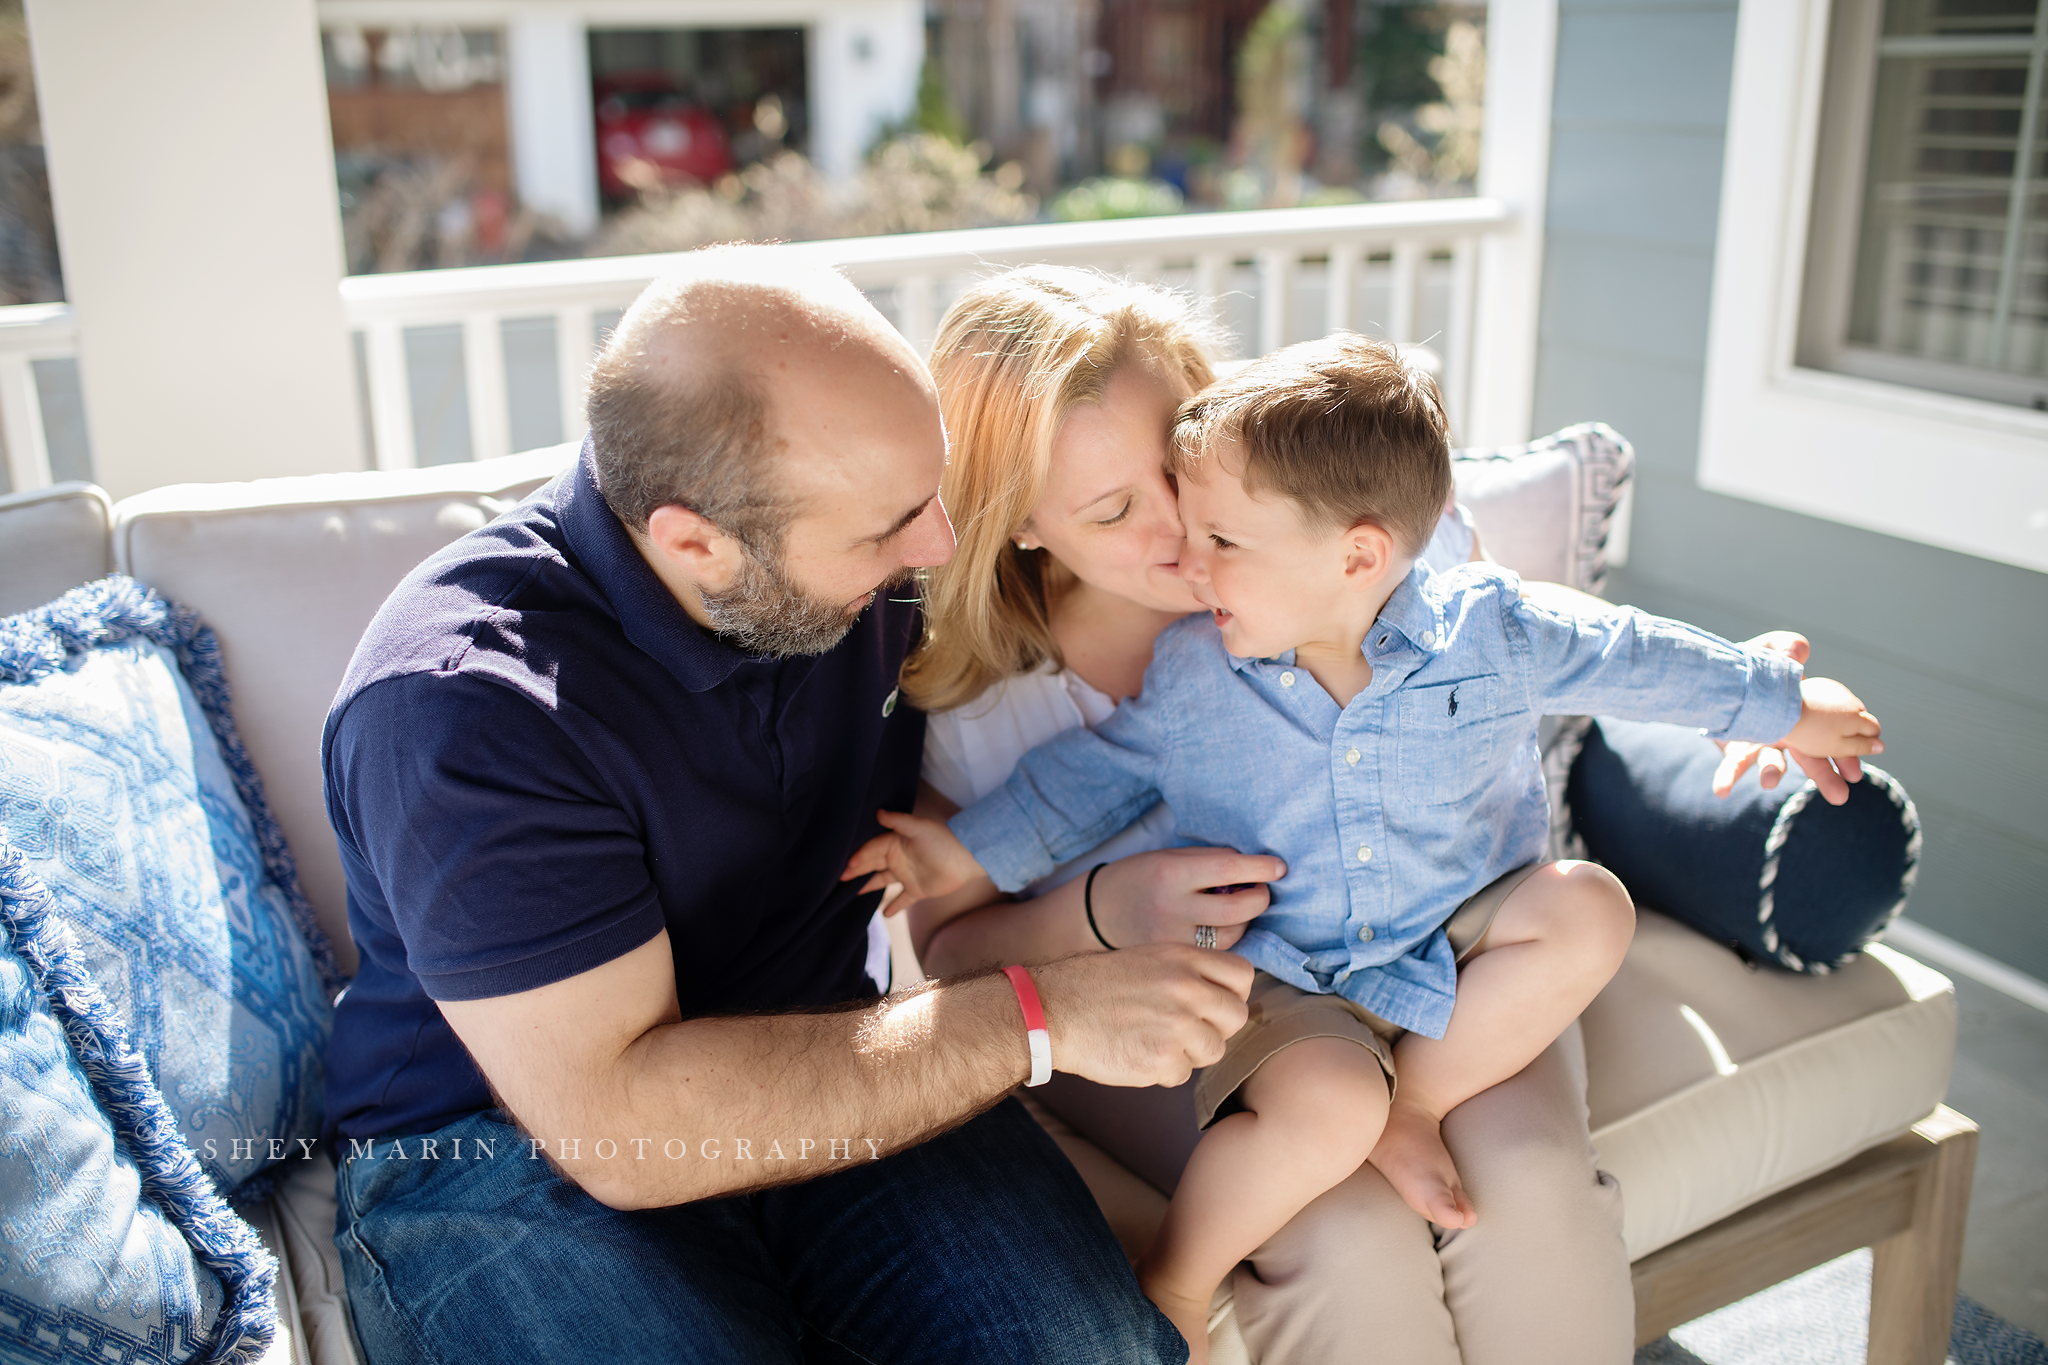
[
  {"left": 112, "top": 444, "right": 580, "bottom": 973},
  {"left": 0, "top": 481, "right": 113, "bottom": 615},
  {"left": 263, "top": 1155, "right": 361, "bottom": 1365},
  {"left": 1582, "top": 910, "right": 1955, "bottom": 1259}
]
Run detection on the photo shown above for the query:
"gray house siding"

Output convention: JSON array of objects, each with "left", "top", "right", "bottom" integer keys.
[{"left": 1532, "top": 0, "right": 2048, "bottom": 978}]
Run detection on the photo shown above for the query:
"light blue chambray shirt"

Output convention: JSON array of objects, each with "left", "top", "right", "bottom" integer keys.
[{"left": 949, "top": 563, "right": 1806, "bottom": 1039}]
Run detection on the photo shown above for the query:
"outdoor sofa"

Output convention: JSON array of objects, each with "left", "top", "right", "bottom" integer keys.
[{"left": 0, "top": 431, "right": 1972, "bottom": 1365}]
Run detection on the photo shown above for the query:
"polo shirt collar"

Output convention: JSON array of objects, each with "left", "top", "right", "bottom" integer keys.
[
  {"left": 1371, "top": 564, "right": 1444, "bottom": 654},
  {"left": 555, "top": 434, "right": 758, "bottom": 693}
]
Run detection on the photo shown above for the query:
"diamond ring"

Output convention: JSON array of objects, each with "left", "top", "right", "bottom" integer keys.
[{"left": 1194, "top": 924, "right": 1218, "bottom": 950}]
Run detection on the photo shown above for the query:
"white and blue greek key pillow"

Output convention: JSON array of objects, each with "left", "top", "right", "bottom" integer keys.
[
  {"left": 0, "top": 577, "right": 339, "bottom": 1198},
  {"left": 0, "top": 577, "right": 344, "bottom": 1362}
]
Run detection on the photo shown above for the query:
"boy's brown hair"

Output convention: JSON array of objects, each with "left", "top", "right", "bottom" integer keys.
[{"left": 1170, "top": 332, "right": 1452, "bottom": 556}]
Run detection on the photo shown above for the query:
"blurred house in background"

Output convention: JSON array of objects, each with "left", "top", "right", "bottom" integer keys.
[
  {"left": 309, "top": 0, "right": 1487, "bottom": 266},
  {"left": 314, "top": 0, "right": 923, "bottom": 267},
  {"left": 927, "top": 0, "right": 1484, "bottom": 208},
  {"left": 0, "top": 2, "right": 54, "bottom": 307}
]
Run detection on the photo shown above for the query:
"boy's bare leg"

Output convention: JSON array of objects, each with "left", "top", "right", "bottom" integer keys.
[
  {"left": 1137, "top": 1038, "right": 1390, "bottom": 1365},
  {"left": 1371, "top": 860, "right": 1635, "bottom": 1229}
]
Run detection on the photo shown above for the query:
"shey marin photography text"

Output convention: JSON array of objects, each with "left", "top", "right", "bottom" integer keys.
[{"left": 304, "top": 1135, "right": 892, "bottom": 1163}]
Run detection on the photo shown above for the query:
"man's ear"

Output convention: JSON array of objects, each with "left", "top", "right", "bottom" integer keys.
[
  {"left": 644, "top": 503, "right": 746, "bottom": 594},
  {"left": 1341, "top": 520, "right": 1400, "bottom": 588}
]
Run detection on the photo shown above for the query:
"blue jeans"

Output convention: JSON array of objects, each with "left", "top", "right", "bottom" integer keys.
[{"left": 335, "top": 1098, "right": 1184, "bottom": 1364}]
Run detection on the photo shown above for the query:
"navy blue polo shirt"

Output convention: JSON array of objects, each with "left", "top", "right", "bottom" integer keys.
[{"left": 321, "top": 439, "right": 924, "bottom": 1143}]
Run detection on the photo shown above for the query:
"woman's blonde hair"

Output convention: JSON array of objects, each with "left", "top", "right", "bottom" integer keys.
[{"left": 902, "top": 267, "right": 1220, "bottom": 713}]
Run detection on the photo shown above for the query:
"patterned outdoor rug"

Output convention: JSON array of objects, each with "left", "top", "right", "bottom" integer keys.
[{"left": 1635, "top": 1250, "right": 2048, "bottom": 1365}]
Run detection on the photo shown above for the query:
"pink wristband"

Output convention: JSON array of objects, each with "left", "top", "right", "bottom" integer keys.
[{"left": 1001, "top": 965, "right": 1052, "bottom": 1087}]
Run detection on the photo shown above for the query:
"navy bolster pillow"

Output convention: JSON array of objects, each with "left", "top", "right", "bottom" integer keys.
[{"left": 1566, "top": 717, "right": 1921, "bottom": 973}]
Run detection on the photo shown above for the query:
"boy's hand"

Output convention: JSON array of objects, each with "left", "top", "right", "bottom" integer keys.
[
  {"left": 841, "top": 809, "right": 987, "bottom": 907},
  {"left": 1779, "top": 677, "right": 1884, "bottom": 764},
  {"left": 1713, "top": 632, "right": 1865, "bottom": 804},
  {"left": 1714, "top": 740, "right": 1867, "bottom": 804}
]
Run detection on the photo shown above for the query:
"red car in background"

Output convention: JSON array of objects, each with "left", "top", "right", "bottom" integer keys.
[{"left": 594, "top": 73, "right": 733, "bottom": 199}]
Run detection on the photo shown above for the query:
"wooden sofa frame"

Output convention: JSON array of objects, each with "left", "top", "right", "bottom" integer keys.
[{"left": 1629, "top": 1105, "right": 1978, "bottom": 1362}]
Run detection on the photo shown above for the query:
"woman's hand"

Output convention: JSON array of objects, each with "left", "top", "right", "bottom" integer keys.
[
  {"left": 1085, "top": 847, "right": 1287, "bottom": 952},
  {"left": 1711, "top": 632, "right": 1867, "bottom": 805}
]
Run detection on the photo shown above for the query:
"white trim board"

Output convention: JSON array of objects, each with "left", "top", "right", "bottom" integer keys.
[
  {"left": 1465, "top": 0, "right": 1557, "bottom": 450},
  {"left": 1697, "top": 0, "right": 2048, "bottom": 575},
  {"left": 1883, "top": 917, "right": 2048, "bottom": 1015}
]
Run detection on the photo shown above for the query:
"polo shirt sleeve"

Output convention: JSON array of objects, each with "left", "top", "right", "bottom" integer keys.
[{"left": 327, "top": 671, "right": 667, "bottom": 1002}]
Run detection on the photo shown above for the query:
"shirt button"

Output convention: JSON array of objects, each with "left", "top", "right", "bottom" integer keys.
[
  {"left": 1422, "top": 629, "right": 1436, "bottom": 645},
  {"left": 1280, "top": 671, "right": 1296, "bottom": 687},
  {"left": 1345, "top": 748, "right": 1361, "bottom": 766},
  {"left": 1357, "top": 845, "right": 1372, "bottom": 863},
  {"left": 1358, "top": 924, "right": 1375, "bottom": 942}
]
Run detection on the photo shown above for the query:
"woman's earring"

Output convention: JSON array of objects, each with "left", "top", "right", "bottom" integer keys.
[{"left": 1015, "top": 538, "right": 1033, "bottom": 551}]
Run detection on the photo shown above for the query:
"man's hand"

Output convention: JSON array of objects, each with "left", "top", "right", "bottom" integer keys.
[
  {"left": 842, "top": 809, "right": 987, "bottom": 905},
  {"left": 1032, "top": 944, "right": 1255, "bottom": 1087}
]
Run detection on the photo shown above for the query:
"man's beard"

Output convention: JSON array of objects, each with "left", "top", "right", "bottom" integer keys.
[{"left": 700, "top": 547, "right": 914, "bottom": 658}]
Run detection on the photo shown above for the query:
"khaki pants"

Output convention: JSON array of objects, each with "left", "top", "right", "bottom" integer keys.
[
  {"left": 1032, "top": 925, "right": 1633, "bottom": 1365},
  {"left": 1192, "top": 862, "right": 1545, "bottom": 1128},
  {"left": 1228, "top": 1021, "right": 1632, "bottom": 1365},
  {"left": 1036, "top": 1025, "right": 1631, "bottom": 1365}
]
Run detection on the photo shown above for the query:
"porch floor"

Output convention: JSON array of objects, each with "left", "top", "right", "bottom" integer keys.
[{"left": 1948, "top": 972, "right": 2048, "bottom": 1339}]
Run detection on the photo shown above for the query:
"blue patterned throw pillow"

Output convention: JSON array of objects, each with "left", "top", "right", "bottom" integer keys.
[
  {"left": 0, "top": 577, "right": 338, "bottom": 1196},
  {"left": 0, "top": 577, "right": 342, "bottom": 1363},
  {"left": 1, "top": 839, "right": 261, "bottom": 1364}
]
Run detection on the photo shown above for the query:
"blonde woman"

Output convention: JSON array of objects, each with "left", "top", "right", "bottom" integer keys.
[{"left": 898, "top": 266, "right": 1636, "bottom": 1364}]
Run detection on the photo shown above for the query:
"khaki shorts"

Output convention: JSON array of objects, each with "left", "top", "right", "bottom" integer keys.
[{"left": 1193, "top": 861, "right": 1545, "bottom": 1128}]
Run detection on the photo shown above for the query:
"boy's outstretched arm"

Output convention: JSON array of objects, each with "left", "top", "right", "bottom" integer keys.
[{"left": 843, "top": 809, "right": 989, "bottom": 904}]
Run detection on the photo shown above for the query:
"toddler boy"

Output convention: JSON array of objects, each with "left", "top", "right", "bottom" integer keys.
[{"left": 845, "top": 333, "right": 1883, "bottom": 1361}]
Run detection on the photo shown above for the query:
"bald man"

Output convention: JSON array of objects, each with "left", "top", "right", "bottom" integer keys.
[{"left": 320, "top": 246, "right": 1246, "bottom": 1364}]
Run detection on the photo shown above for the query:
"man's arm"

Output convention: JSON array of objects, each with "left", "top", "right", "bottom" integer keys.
[{"left": 439, "top": 929, "right": 1252, "bottom": 1211}]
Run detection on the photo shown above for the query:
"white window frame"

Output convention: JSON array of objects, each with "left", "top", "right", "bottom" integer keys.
[{"left": 1699, "top": 0, "right": 2048, "bottom": 575}]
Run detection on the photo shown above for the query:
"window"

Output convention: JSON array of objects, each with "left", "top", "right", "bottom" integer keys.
[
  {"left": 1696, "top": 0, "right": 2048, "bottom": 574},
  {"left": 1801, "top": 0, "right": 2048, "bottom": 411}
]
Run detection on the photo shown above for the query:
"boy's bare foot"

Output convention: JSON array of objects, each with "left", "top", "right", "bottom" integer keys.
[
  {"left": 1137, "top": 1267, "right": 1213, "bottom": 1365},
  {"left": 1369, "top": 1100, "right": 1476, "bottom": 1229}
]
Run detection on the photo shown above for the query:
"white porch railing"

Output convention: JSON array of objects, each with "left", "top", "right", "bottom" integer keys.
[
  {"left": 0, "top": 303, "right": 81, "bottom": 494},
  {"left": 0, "top": 198, "right": 1514, "bottom": 493}
]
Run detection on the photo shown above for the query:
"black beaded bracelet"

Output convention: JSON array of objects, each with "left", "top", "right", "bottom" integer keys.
[{"left": 1083, "top": 862, "right": 1116, "bottom": 951}]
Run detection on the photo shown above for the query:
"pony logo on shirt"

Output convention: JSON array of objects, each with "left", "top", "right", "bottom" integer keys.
[{"left": 1448, "top": 686, "right": 1459, "bottom": 717}]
